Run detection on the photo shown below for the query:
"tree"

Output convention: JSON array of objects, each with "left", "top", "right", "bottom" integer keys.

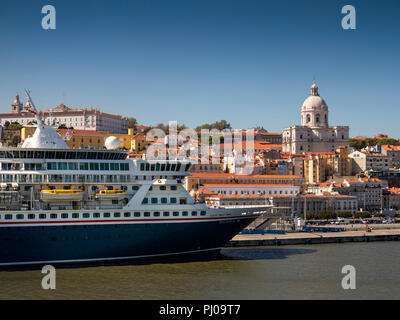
[
  {"left": 195, "top": 120, "right": 231, "bottom": 132},
  {"left": 7, "top": 122, "right": 22, "bottom": 130},
  {"left": 126, "top": 117, "right": 137, "bottom": 129}
]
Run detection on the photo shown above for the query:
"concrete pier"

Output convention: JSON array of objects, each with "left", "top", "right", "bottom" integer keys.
[{"left": 227, "top": 229, "right": 400, "bottom": 247}]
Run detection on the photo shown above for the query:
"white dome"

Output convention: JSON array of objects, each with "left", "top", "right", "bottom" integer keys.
[
  {"left": 105, "top": 136, "right": 120, "bottom": 150},
  {"left": 301, "top": 82, "right": 328, "bottom": 111},
  {"left": 300, "top": 82, "right": 329, "bottom": 127},
  {"left": 302, "top": 95, "right": 328, "bottom": 111}
]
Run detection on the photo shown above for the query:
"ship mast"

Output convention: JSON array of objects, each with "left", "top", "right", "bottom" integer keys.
[{"left": 25, "top": 89, "right": 44, "bottom": 127}]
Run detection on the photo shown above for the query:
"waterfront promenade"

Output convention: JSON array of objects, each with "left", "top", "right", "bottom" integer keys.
[{"left": 228, "top": 225, "right": 400, "bottom": 247}]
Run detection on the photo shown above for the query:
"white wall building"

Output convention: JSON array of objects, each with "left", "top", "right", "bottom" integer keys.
[
  {"left": 282, "top": 83, "right": 349, "bottom": 154},
  {"left": 1, "top": 94, "right": 127, "bottom": 134},
  {"left": 202, "top": 183, "right": 300, "bottom": 196}
]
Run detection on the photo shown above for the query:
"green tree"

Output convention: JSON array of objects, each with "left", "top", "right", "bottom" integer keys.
[
  {"left": 7, "top": 122, "right": 22, "bottom": 130},
  {"left": 126, "top": 117, "right": 137, "bottom": 129},
  {"left": 195, "top": 120, "right": 231, "bottom": 132}
]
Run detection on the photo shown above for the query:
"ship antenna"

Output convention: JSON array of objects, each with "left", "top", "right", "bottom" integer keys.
[{"left": 24, "top": 89, "right": 44, "bottom": 126}]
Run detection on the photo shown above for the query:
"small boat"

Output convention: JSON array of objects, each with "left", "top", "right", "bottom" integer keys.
[
  {"left": 40, "top": 189, "right": 84, "bottom": 202},
  {"left": 95, "top": 189, "right": 127, "bottom": 200}
]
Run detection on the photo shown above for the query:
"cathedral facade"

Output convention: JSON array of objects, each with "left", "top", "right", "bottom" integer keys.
[{"left": 282, "top": 83, "right": 349, "bottom": 154}]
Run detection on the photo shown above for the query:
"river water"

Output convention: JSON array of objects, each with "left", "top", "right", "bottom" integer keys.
[{"left": 1, "top": 242, "right": 400, "bottom": 300}]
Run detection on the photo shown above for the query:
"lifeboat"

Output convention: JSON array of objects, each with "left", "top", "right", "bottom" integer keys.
[
  {"left": 40, "top": 189, "right": 84, "bottom": 202},
  {"left": 95, "top": 189, "right": 127, "bottom": 200}
]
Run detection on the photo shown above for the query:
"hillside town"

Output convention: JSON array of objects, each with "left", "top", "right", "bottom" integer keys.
[{"left": 1, "top": 83, "right": 400, "bottom": 223}]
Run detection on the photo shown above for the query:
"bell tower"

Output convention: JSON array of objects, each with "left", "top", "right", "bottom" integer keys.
[{"left": 11, "top": 94, "right": 23, "bottom": 114}]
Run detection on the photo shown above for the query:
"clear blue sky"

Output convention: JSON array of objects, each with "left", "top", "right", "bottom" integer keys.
[{"left": 0, "top": 0, "right": 399, "bottom": 137}]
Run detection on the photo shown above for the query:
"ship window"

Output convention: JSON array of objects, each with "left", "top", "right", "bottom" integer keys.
[
  {"left": 124, "top": 212, "right": 131, "bottom": 217},
  {"left": 163, "top": 212, "right": 169, "bottom": 217},
  {"left": 191, "top": 211, "right": 197, "bottom": 216},
  {"left": 170, "top": 197, "right": 177, "bottom": 203},
  {"left": 80, "top": 162, "right": 89, "bottom": 170},
  {"left": 156, "top": 163, "right": 160, "bottom": 171},
  {"left": 142, "top": 198, "right": 148, "bottom": 204},
  {"left": 134, "top": 212, "right": 141, "bottom": 217},
  {"left": 61, "top": 213, "right": 68, "bottom": 219},
  {"left": 39, "top": 214, "right": 46, "bottom": 219},
  {"left": 144, "top": 212, "right": 150, "bottom": 217},
  {"left": 166, "top": 163, "right": 171, "bottom": 171},
  {"left": 82, "top": 213, "right": 90, "bottom": 218},
  {"left": 176, "top": 163, "right": 181, "bottom": 171},
  {"left": 171, "top": 163, "right": 176, "bottom": 171},
  {"left": 50, "top": 214, "right": 58, "bottom": 219},
  {"left": 100, "top": 163, "right": 105, "bottom": 170},
  {"left": 68, "top": 163, "right": 76, "bottom": 170},
  {"left": 103, "top": 212, "right": 110, "bottom": 218},
  {"left": 72, "top": 213, "right": 79, "bottom": 218},
  {"left": 150, "top": 164, "right": 155, "bottom": 171},
  {"left": 154, "top": 212, "right": 160, "bottom": 217},
  {"left": 112, "top": 200, "right": 118, "bottom": 204},
  {"left": 173, "top": 211, "right": 179, "bottom": 217},
  {"left": 132, "top": 186, "right": 139, "bottom": 190},
  {"left": 161, "top": 164, "right": 166, "bottom": 171},
  {"left": 171, "top": 186, "right": 177, "bottom": 190},
  {"left": 184, "top": 163, "right": 191, "bottom": 171},
  {"left": 28, "top": 214, "right": 35, "bottom": 219},
  {"left": 140, "top": 163, "right": 145, "bottom": 171},
  {"left": 5, "top": 214, "right": 12, "bottom": 220},
  {"left": 145, "top": 163, "right": 150, "bottom": 171},
  {"left": 149, "top": 186, "right": 153, "bottom": 191},
  {"left": 113, "top": 212, "right": 120, "bottom": 217},
  {"left": 200, "top": 211, "right": 206, "bottom": 216},
  {"left": 160, "top": 186, "right": 166, "bottom": 191},
  {"left": 161, "top": 197, "right": 167, "bottom": 203},
  {"left": 93, "top": 213, "right": 100, "bottom": 218},
  {"left": 151, "top": 197, "right": 158, "bottom": 204},
  {"left": 182, "top": 211, "right": 188, "bottom": 216}
]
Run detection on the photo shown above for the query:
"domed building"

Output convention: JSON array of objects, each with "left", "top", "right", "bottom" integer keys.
[{"left": 282, "top": 82, "right": 349, "bottom": 153}]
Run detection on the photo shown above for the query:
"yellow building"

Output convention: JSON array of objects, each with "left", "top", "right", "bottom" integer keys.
[
  {"left": 304, "top": 155, "right": 326, "bottom": 185},
  {"left": 20, "top": 126, "right": 37, "bottom": 141},
  {"left": 103, "top": 128, "right": 140, "bottom": 150},
  {"left": 58, "top": 129, "right": 104, "bottom": 149},
  {"left": 131, "top": 132, "right": 151, "bottom": 153}
]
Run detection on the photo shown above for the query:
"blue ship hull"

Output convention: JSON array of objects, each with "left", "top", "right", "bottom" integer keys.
[{"left": 0, "top": 217, "right": 254, "bottom": 266}]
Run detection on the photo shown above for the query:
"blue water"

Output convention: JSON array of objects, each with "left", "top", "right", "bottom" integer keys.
[{"left": 1, "top": 242, "right": 399, "bottom": 299}]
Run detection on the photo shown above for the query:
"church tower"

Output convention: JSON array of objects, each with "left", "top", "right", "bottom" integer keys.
[{"left": 11, "top": 94, "right": 23, "bottom": 114}]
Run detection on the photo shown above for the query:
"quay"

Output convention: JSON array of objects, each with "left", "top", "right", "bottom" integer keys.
[{"left": 227, "top": 228, "right": 400, "bottom": 247}]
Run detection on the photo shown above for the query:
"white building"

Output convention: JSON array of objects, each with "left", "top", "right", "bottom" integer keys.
[
  {"left": 282, "top": 83, "right": 349, "bottom": 154},
  {"left": 202, "top": 183, "right": 300, "bottom": 196},
  {"left": 349, "top": 150, "right": 390, "bottom": 173},
  {"left": 1, "top": 94, "right": 128, "bottom": 134}
]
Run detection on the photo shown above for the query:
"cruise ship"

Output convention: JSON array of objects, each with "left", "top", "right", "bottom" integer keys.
[{"left": 0, "top": 92, "right": 260, "bottom": 266}]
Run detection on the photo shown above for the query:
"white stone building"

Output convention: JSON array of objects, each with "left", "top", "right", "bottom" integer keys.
[
  {"left": 349, "top": 150, "right": 390, "bottom": 173},
  {"left": 1, "top": 94, "right": 127, "bottom": 134},
  {"left": 282, "top": 83, "right": 349, "bottom": 153}
]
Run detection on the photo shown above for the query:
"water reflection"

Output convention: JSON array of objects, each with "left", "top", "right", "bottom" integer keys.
[{"left": 1, "top": 247, "right": 317, "bottom": 272}]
